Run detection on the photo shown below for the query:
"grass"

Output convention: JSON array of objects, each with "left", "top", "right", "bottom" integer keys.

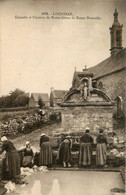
[{"left": 0, "top": 108, "right": 37, "bottom": 121}]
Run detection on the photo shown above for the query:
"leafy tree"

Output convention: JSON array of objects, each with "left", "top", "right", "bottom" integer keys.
[
  {"left": 0, "top": 96, "right": 6, "bottom": 108},
  {"left": 0, "top": 88, "right": 29, "bottom": 108},
  {"left": 13, "top": 94, "right": 29, "bottom": 107}
]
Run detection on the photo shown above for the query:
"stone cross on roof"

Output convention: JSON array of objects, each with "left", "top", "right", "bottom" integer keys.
[
  {"left": 114, "top": 9, "right": 118, "bottom": 22},
  {"left": 83, "top": 65, "right": 87, "bottom": 71}
]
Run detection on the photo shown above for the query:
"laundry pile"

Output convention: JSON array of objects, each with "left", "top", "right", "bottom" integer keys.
[
  {"left": 21, "top": 166, "right": 48, "bottom": 177},
  {"left": 33, "top": 165, "right": 48, "bottom": 172},
  {"left": 3, "top": 166, "right": 48, "bottom": 193},
  {"left": 21, "top": 167, "right": 34, "bottom": 176},
  {"left": 4, "top": 181, "right": 17, "bottom": 193},
  {"left": 107, "top": 148, "right": 125, "bottom": 157},
  {"left": 107, "top": 146, "right": 125, "bottom": 166}
]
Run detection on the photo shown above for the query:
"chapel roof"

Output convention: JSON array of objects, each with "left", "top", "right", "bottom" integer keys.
[
  {"left": 31, "top": 93, "right": 49, "bottom": 102},
  {"left": 51, "top": 90, "right": 68, "bottom": 99},
  {"left": 89, "top": 48, "right": 126, "bottom": 80}
]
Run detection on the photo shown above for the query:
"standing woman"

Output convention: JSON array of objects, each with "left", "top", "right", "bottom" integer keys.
[
  {"left": 96, "top": 129, "right": 108, "bottom": 167},
  {"left": 79, "top": 128, "right": 93, "bottom": 167},
  {"left": 39, "top": 133, "right": 53, "bottom": 166},
  {"left": 0, "top": 136, "right": 20, "bottom": 180},
  {"left": 57, "top": 136, "right": 72, "bottom": 168}
]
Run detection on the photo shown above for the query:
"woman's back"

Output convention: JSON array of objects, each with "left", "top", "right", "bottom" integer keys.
[{"left": 2, "top": 140, "right": 17, "bottom": 152}]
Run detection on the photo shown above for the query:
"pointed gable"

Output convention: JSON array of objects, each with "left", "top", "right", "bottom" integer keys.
[{"left": 31, "top": 93, "right": 49, "bottom": 102}]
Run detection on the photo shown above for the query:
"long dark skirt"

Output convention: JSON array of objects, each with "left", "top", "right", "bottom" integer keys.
[
  {"left": 39, "top": 142, "right": 53, "bottom": 165},
  {"left": 5, "top": 151, "right": 20, "bottom": 179},
  {"left": 57, "top": 142, "right": 71, "bottom": 163},
  {"left": 96, "top": 143, "right": 107, "bottom": 166},
  {"left": 79, "top": 143, "right": 92, "bottom": 165},
  {"left": 23, "top": 156, "right": 33, "bottom": 167}
]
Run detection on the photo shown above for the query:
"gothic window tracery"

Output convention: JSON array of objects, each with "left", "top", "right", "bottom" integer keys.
[
  {"left": 92, "top": 80, "right": 97, "bottom": 88},
  {"left": 115, "top": 96, "right": 122, "bottom": 118},
  {"left": 98, "top": 81, "right": 103, "bottom": 89}
]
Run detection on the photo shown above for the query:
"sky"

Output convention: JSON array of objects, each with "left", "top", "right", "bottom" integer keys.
[{"left": 0, "top": 0, "right": 126, "bottom": 96}]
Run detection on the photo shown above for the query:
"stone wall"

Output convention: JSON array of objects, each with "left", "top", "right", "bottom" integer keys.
[
  {"left": 60, "top": 106, "right": 113, "bottom": 132},
  {"left": 96, "top": 69, "right": 126, "bottom": 118}
]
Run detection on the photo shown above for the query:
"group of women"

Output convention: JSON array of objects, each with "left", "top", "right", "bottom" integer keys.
[
  {"left": 38, "top": 128, "right": 108, "bottom": 168},
  {"left": 79, "top": 128, "right": 107, "bottom": 167},
  {"left": 0, "top": 128, "right": 107, "bottom": 180}
]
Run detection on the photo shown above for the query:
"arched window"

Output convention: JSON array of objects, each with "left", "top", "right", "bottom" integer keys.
[
  {"left": 115, "top": 96, "right": 122, "bottom": 118},
  {"left": 111, "top": 32, "right": 114, "bottom": 47},
  {"left": 92, "top": 80, "right": 97, "bottom": 88},
  {"left": 116, "top": 30, "right": 121, "bottom": 47},
  {"left": 98, "top": 81, "right": 103, "bottom": 89}
]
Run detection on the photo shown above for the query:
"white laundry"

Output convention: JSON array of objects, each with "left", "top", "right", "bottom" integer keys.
[
  {"left": 4, "top": 181, "right": 16, "bottom": 193},
  {"left": 109, "top": 149, "right": 119, "bottom": 155},
  {"left": 37, "top": 166, "right": 48, "bottom": 172}
]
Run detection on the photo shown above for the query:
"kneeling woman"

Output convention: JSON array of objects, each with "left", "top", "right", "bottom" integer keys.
[
  {"left": 0, "top": 136, "right": 20, "bottom": 180},
  {"left": 23, "top": 141, "right": 34, "bottom": 168},
  {"left": 96, "top": 129, "right": 107, "bottom": 167},
  {"left": 79, "top": 128, "right": 93, "bottom": 167},
  {"left": 57, "top": 136, "right": 72, "bottom": 168},
  {"left": 39, "top": 133, "right": 53, "bottom": 166}
]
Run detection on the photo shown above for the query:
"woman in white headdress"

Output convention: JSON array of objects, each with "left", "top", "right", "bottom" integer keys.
[
  {"left": 22, "top": 141, "right": 34, "bottom": 167},
  {"left": 39, "top": 133, "right": 53, "bottom": 166},
  {"left": 0, "top": 136, "right": 20, "bottom": 180}
]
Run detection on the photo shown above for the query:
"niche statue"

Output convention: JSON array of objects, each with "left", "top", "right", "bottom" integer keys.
[{"left": 80, "top": 81, "right": 88, "bottom": 101}]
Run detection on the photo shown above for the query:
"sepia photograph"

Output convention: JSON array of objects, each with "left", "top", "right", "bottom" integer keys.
[{"left": 0, "top": 0, "right": 126, "bottom": 194}]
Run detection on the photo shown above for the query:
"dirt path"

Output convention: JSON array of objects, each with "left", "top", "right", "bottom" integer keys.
[{"left": 11, "top": 123, "right": 61, "bottom": 150}]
